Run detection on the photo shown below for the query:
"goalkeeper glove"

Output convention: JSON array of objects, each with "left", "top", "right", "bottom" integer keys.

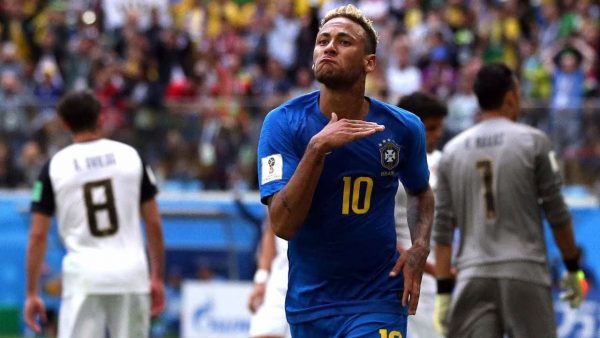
[
  {"left": 433, "top": 294, "right": 451, "bottom": 336},
  {"left": 560, "top": 270, "right": 588, "bottom": 309}
]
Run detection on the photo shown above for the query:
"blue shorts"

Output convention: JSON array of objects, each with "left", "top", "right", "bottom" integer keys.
[{"left": 290, "top": 312, "right": 407, "bottom": 338}]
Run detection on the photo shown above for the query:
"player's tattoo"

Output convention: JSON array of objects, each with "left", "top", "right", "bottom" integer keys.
[
  {"left": 407, "top": 248, "right": 428, "bottom": 269},
  {"left": 407, "top": 252, "right": 420, "bottom": 268},
  {"left": 407, "top": 186, "right": 434, "bottom": 246}
]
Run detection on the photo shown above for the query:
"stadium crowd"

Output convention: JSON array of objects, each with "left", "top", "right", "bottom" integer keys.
[{"left": 0, "top": 0, "right": 598, "bottom": 191}]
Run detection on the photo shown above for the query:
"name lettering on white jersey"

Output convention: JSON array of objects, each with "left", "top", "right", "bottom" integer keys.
[
  {"left": 84, "top": 153, "right": 116, "bottom": 170},
  {"left": 74, "top": 159, "right": 82, "bottom": 171},
  {"left": 261, "top": 154, "right": 283, "bottom": 184}
]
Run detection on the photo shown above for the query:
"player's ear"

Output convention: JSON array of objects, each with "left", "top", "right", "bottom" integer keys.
[
  {"left": 364, "top": 54, "right": 376, "bottom": 74},
  {"left": 504, "top": 89, "right": 519, "bottom": 120},
  {"left": 59, "top": 118, "right": 72, "bottom": 132},
  {"left": 96, "top": 112, "right": 105, "bottom": 131}
]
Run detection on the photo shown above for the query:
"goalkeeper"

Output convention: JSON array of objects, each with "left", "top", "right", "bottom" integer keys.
[{"left": 431, "top": 63, "right": 586, "bottom": 338}]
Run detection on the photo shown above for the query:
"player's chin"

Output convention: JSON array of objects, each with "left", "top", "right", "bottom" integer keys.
[{"left": 317, "top": 75, "right": 349, "bottom": 89}]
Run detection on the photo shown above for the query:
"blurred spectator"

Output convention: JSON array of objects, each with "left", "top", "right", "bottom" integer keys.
[
  {"left": 538, "top": 1, "right": 561, "bottom": 50},
  {"left": 357, "top": 0, "right": 387, "bottom": 21},
  {"left": 33, "top": 61, "right": 64, "bottom": 110},
  {"left": 265, "top": 60, "right": 289, "bottom": 98},
  {"left": 242, "top": 8, "right": 270, "bottom": 67},
  {"left": 421, "top": 42, "right": 456, "bottom": 99},
  {"left": 520, "top": 39, "right": 551, "bottom": 101},
  {"left": 0, "top": 0, "right": 36, "bottom": 61},
  {"left": 267, "top": 1, "right": 300, "bottom": 71},
  {"left": 480, "top": 1, "right": 521, "bottom": 68},
  {"left": 445, "top": 61, "right": 480, "bottom": 138},
  {"left": 408, "top": 6, "right": 453, "bottom": 61},
  {"left": 449, "top": 1, "right": 477, "bottom": 66},
  {"left": 544, "top": 37, "right": 595, "bottom": 111},
  {"left": 205, "top": 0, "right": 255, "bottom": 39},
  {"left": 0, "top": 43, "right": 23, "bottom": 76},
  {"left": 171, "top": 0, "right": 206, "bottom": 46},
  {"left": 32, "top": 29, "right": 64, "bottom": 88},
  {"left": 294, "top": 4, "right": 320, "bottom": 71},
  {"left": 542, "top": 36, "right": 596, "bottom": 153},
  {"left": 63, "top": 29, "right": 99, "bottom": 90},
  {"left": 0, "top": 70, "right": 35, "bottom": 148},
  {"left": 17, "top": 141, "right": 45, "bottom": 187},
  {"left": 386, "top": 35, "right": 422, "bottom": 104},
  {"left": 0, "top": 0, "right": 596, "bottom": 191}
]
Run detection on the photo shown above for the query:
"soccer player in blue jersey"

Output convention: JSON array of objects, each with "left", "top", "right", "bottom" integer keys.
[{"left": 257, "top": 5, "right": 434, "bottom": 338}]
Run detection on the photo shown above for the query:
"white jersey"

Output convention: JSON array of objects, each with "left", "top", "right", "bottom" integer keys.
[
  {"left": 395, "top": 150, "right": 442, "bottom": 338},
  {"left": 31, "top": 139, "right": 158, "bottom": 296},
  {"left": 272, "top": 237, "right": 289, "bottom": 286},
  {"left": 249, "top": 236, "right": 290, "bottom": 338},
  {"left": 395, "top": 150, "right": 441, "bottom": 252},
  {"left": 433, "top": 118, "right": 571, "bottom": 286}
]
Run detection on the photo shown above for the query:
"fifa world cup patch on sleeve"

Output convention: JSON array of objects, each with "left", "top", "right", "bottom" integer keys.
[
  {"left": 32, "top": 181, "right": 43, "bottom": 202},
  {"left": 261, "top": 154, "right": 283, "bottom": 184}
]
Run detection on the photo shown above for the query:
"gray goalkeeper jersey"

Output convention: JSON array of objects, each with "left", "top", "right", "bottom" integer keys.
[{"left": 433, "top": 117, "right": 571, "bottom": 286}]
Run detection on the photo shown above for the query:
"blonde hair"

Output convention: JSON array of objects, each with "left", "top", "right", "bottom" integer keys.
[{"left": 320, "top": 4, "right": 379, "bottom": 54}]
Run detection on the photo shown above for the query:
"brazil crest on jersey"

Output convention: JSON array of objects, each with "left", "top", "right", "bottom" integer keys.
[{"left": 257, "top": 91, "right": 429, "bottom": 323}]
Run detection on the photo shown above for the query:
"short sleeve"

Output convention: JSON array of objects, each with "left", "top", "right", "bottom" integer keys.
[
  {"left": 257, "top": 108, "right": 301, "bottom": 205},
  {"left": 30, "top": 161, "right": 55, "bottom": 216},
  {"left": 432, "top": 152, "right": 456, "bottom": 245},
  {"left": 398, "top": 116, "right": 430, "bottom": 193},
  {"left": 140, "top": 159, "right": 158, "bottom": 203}
]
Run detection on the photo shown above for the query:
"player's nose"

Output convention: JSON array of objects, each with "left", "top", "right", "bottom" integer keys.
[{"left": 323, "top": 41, "right": 337, "bottom": 56}]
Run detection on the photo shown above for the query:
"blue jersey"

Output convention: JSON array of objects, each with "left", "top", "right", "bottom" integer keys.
[{"left": 257, "top": 91, "right": 429, "bottom": 324}]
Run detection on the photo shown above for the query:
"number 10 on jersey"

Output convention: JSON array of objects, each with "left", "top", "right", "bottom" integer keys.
[
  {"left": 379, "top": 329, "right": 403, "bottom": 338},
  {"left": 342, "top": 176, "right": 373, "bottom": 215}
]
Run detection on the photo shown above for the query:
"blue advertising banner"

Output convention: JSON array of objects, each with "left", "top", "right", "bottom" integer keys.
[{"left": 0, "top": 190, "right": 598, "bottom": 336}]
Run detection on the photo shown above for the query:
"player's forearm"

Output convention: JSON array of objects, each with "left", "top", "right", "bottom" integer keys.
[
  {"left": 434, "top": 243, "right": 453, "bottom": 279},
  {"left": 142, "top": 200, "right": 165, "bottom": 281},
  {"left": 26, "top": 214, "right": 50, "bottom": 296},
  {"left": 147, "top": 225, "right": 165, "bottom": 281},
  {"left": 269, "top": 141, "right": 327, "bottom": 240},
  {"left": 551, "top": 221, "right": 579, "bottom": 262},
  {"left": 406, "top": 185, "right": 434, "bottom": 248}
]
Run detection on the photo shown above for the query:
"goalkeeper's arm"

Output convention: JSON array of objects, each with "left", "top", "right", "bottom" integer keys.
[
  {"left": 551, "top": 220, "right": 580, "bottom": 270},
  {"left": 433, "top": 243, "right": 454, "bottom": 336},
  {"left": 537, "top": 141, "right": 586, "bottom": 308},
  {"left": 551, "top": 220, "right": 587, "bottom": 308}
]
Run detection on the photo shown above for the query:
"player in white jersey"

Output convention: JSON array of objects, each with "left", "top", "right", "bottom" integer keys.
[
  {"left": 432, "top": 63, "right": 587, "bottom": 338},
  {"left": 394, "top": 92, "right": 446, "bottom": 338},
  {"left": 248, "top": 219, "right": 291, "bottom": 338},
  {"left": 24, "top": 91, "right": 166, "bottom": 338}
]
